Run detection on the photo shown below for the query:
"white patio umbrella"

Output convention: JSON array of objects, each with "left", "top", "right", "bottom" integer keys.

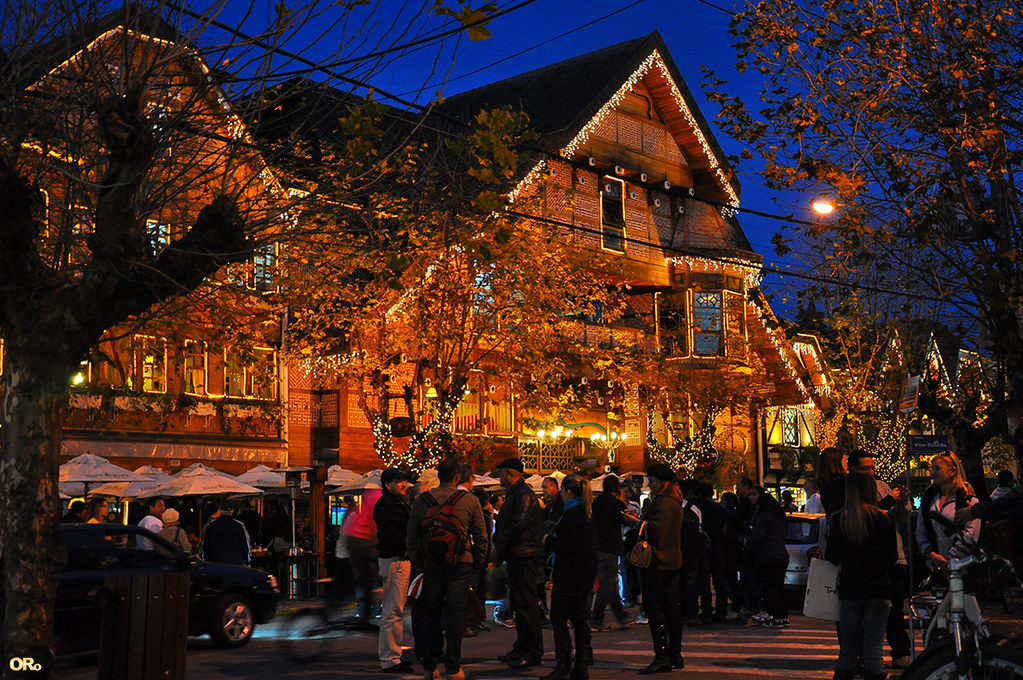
[
  {"left": 473, "top": 474, "right": 502, "bottom": 490},
  {"left": 235, "top": 464, "right": 288, "bottom": 492},
  {"left": 90, "top": 465, "right": 174, "bottom": 498},
  {"left": 327, "top": 469, "right": 382, "bottom": 495},
  {"left": 173, "top": 462, "right": 238, "bottom": 480},
  {"left": 138, "top": 467, "right": 263, "bottom": 498},
  {"left": 325, "top": 465, "right": 360, "bottom": 486},
  {"left": 59, "top": 453, "right": 150, "bottom": 496}
]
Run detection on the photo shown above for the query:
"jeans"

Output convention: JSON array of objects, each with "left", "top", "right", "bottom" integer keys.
[
  {"left": 507, "top": 556, "right": 544, "bottom": 660},
  {"left": 837, "top": 598, "right": 892, "bottom": 676},
  {"left": 886, "top": 565, "right": 910, "bottom": 659},
  {"left": 348, "top": 537, "right": 376, "bottom": 620},
  {"left": 377, "top": 557, "right": 411, "bottom": 668},
  {"left": 590, "top": 551, "right": 627, "bottom": 625},
  {"left": 414, "top": 563, "right": 474, "bottom": 674}
]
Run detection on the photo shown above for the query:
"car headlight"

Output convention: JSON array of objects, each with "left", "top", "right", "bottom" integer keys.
[{"left": 266, "top": 574, "right": 279, "bottom": 591}]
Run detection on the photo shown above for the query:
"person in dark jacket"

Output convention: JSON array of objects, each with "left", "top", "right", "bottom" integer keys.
[
  {"left": 638, "top": 464, "right": 684, "bottom": 675},
  {"left": 815, "top": 447, "right": 848, "bottom": 517},
  {"left": 373, "top": 467, "right": 413, "bottom": 673},
  {"left": 589, "top": 475, "right": 638, "bottom": 631},
  {"left": 493, "top": 457, "right": 545, "bottom": 668},
  {"left": 543, "top": 474, "right": 598, "bottom": 680},
  {"left": 746, "top": 487, "right": 789, "bottom": 628},
  {"left": 826, "top": 471, "right": 897, "bottom": 680},
  {"left": 200, "top": 500, "right": 250, "bottom": 565}
]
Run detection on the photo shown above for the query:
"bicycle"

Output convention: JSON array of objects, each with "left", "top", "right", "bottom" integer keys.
[
  {"left": 276, "top": 580, "right": 380, "bottom": 662},
  {"left": 901, "top": 516, "right": 1023, "bottom": 680}
]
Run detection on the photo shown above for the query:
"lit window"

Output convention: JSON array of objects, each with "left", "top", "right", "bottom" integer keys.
[
  {"left": 693, "top": 291, "right": 723, "bottom": 356},
  {"left": 250, "top": 348, "right": 277, "bottom": 400},
  {"left": 71, "top": 359, "right": 90, "bottom": 386},
  {"left": 134, "top": 336, "right": 166, "bottom": 393},
  {"left": 183, "top": 340, "right": 207, "bottom": 396},
  {"left": 253, "top": 244, "right": 276, "bottom": 292},
  {"left": 658, "top": 292, "right": 688, "bottom": 356},
  {"left": 783, "top": 408, "right": 799, "bottom": 446},
  {"left": 146, "top": 219, "right": 170, "bottom": 256},
  {"left": 224, "top": 352, "right": 245, "bottom": 397},
  {"left": 600, "top": 177, "right": 626, "bottom": 253}
]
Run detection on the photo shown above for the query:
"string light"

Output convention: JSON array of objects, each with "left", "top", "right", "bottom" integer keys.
[
  {"left": 666, "top": 255, "right": 762, "bottom": 290},
  {"left": 645, "top": 411, "right": 718, "bottom": 477}
]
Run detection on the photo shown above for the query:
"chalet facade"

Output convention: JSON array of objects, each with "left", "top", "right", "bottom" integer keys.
[
  {"left": 13, "top": 13, "right": 290, "bottom": 477},
  {"left": 291, "top": 34, "right": 830, "bottom": 488}
]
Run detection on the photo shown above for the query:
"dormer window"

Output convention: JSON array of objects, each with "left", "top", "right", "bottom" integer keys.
[{"left": 600, "top": 177, "right": 626, "bottom": 253}]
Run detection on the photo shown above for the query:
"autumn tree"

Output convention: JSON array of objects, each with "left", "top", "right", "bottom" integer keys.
[
  {"left": 279, "top": 91, "right": 632, "bottom": 473},
  {"left": 704, "top": 0, "right": 1023, "bottom": 481},
  {"left": 0, "top": 0, "right": 500, "bottom": 672}
]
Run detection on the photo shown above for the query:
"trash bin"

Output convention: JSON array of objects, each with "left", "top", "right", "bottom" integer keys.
[{"left": 98, "top": 573, "right": 189, "bottom": 680}]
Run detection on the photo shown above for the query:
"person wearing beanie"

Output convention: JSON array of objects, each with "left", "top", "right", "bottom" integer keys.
[{"left": 160, "top": 507, "right": 193, "bottom": 554}]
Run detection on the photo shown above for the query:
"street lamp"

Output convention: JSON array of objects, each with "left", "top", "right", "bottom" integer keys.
[{"left": 812, "top": 196, "right": 835, "bottom": 216}]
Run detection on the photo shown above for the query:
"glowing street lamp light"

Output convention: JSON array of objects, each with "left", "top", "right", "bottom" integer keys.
[{"left": 812, "top": 196, "right": 835, "bottom": 216}]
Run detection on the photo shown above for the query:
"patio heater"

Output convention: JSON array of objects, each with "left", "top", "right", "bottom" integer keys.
[{"left": 280, "top": 466, "right": 311, "bottom": 599}]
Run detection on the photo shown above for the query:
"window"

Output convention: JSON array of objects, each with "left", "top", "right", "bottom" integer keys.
[
  {"left": 600, "top": 177, "right": 626, "bottom": 253},
  {"left": 183, "top": 340, "right": 207, "bottom": 396},
  {"left": 133, "top": 336, "right": 166, "bottom": 393},
  {"left": 146, "top": 219, "right": 170, "bottom": 257},
  {"left": 692, "top": 291, "right": 723, "bottom": 356},
  {"left": 253, "top": 244, "right": 276, "bottom": 292},
  {"left": 224, "top": 352, "right": 245, "bottom": 397},
  {"left": 223, "top": 347, "right": 277, "bottom": 399},
  {"left": 782, "top": 408, "right": 800, "bottom": 446},
  {"left": 71, "top": 359, "right": 91, "bottom": 387},
  {"left": 658, "top": 292, "right": 688, "bottom": 356}
]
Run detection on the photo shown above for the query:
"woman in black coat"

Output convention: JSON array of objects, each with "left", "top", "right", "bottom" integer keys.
[
  {"left": 747, "top": 486, "right": 790, "bottom": 628},
  {"left": 543, "top": 474, "right": 598, "bottom": 680}
]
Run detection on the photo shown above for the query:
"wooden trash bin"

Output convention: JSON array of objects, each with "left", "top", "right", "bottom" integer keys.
[{"left": 98, "top": 573, "right": 190, "bottom": 680}]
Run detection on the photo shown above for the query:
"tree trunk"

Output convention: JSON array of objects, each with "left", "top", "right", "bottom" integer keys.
[{"left": 1, "top": 343, "right": 76, "bottom": 679}]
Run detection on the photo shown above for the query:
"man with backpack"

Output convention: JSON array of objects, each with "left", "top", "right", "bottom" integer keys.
[{"left": 407, "top": 458, "right": 487, "bottom": 680}]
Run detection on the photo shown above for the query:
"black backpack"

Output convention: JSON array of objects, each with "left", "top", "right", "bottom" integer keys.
[{"left": 420, "top": 490, "right": 469, "bottom": 566}]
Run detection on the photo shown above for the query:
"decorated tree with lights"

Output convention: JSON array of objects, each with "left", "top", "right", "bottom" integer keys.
[
  {"left": 0, "top": 0, "right": 504, "bottom": 671},
  {"left": 285, "top": 103, "right": 630, "bottom": 474},
  {"left": 704, "top": 0, "right": 1023, "bottom": 482}
]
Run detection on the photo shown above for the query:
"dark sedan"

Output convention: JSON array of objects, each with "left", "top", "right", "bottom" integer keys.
[{"left": 56, "top": 524, "right": 279, "bottom": 656}]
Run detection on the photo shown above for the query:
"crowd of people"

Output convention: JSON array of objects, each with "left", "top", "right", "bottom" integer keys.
[{"left": 60, "top": 449, "right": 1021, "bottom": 680}]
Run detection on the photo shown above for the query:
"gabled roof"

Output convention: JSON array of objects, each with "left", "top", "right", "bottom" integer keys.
[{"left": 440, "top": 31, "right": 740, "bottom": 204}]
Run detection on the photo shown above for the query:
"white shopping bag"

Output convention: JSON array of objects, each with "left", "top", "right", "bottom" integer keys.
[{"left": 802, "top": 558, "right": 840, "bottom": 621}]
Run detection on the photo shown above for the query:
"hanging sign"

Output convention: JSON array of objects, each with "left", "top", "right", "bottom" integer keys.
[{"left": 898, "top": 376, "right": 921, "bottom": 414}]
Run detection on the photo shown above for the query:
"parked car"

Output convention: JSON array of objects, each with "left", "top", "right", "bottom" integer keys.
[
  {"left": 784, "top": 512, "right": 826, "bottom": 597},
  {"left": 56, "top": 523, "right": 279, "bottom": 656}
]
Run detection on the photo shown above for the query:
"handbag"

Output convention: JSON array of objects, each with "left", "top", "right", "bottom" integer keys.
[
  {"left": 802, "top": 557, "right": 840, "bottom": 620},
  {"left": 627, "top": 521, "right": 651, "bottom": 569}
]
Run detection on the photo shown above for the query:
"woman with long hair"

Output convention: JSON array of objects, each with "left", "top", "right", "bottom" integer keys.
[
  {"left": 86, "top": 497, "right": 108, "bottom": 524},
  {"left": 915, "top": 451, "right": 980, "bottom": 571},
  {"left": 543, "top": 474, "right": 597, "bottom": 680},
  {"left": 746, "top": 486, "right": 790, "bottom": 628},
  {"left": 826, "top": 471, "right": 898, "bottom": 680},
  {"left": 815, "top": 446, "right": 848, "bottom": 516},
  {"left": 636, "top": 464, "right": 684, "bottom": 674}
]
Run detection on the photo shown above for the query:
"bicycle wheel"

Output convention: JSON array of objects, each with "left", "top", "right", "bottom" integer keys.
[
  {"left": 902, "top": 640, "right": 1023, "bottom": 680},
  {"left": 276, "top": 607, "right": 340, "bottom": 662}
]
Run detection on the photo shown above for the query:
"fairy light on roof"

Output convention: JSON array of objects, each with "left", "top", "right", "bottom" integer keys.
[
  {"left": 666, "top": 255, "right": 762, "bottom": 290},
  {"left": 748, "top": 300, "right": 811, "bottom": 401}
]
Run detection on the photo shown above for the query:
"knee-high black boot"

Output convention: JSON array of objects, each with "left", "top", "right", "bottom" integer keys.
[{"left": 639, "top": 623, "right": 672, "bottom": 674}]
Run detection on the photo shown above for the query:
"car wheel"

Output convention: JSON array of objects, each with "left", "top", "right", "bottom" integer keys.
[{"left": 210, "top": 594, "right": 255, "bottom": 648}]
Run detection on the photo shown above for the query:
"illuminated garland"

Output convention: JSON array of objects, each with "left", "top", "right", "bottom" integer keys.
[
  {"left": 645, "top": 410, "right": 719, "bottom": 478},
  {"left": 666, "top": 255, "right": 762, "bottom": 291},
  {"left": 866, "top": 415, "right": 906, "bottom": 484},
  {"left": 747, "top": 300, "right": 811, "bottom": 400}
]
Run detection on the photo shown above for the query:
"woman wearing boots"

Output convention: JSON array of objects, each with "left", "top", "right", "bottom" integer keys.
[
  {"left": 826, "top": 471, "right": 898, "bottom": 680},
  {"left": 543, "top": 474, "right": 597, "bottom": 680},
  {"left": 637, "top": 464, "right": 684, "bottom": 675}
]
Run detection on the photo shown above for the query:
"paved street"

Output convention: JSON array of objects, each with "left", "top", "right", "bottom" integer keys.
[{"left": 56, "top": 599, "right": 1023, "bottom": 680}]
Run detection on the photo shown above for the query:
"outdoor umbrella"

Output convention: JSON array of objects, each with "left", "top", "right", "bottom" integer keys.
[
  {"left": 324, "top": 465, "right": 360, "bottom": 487},
  {"left": 90, "top": 465, "right": 174, "bottom": 498},
  {"left": 235, "top": 464, "right": 289, "bottom": 493},
  {"left": 138, "top": 467, "right": 263, "bottom": 498},
  {"left": 327, "top": 469, "right": 382, "bottom": 495},
  {"left": 173, "top": 462, "right": 239, "bottom": 480},
  {"left": 59, "top": 453, "right": 150, "bottom": 496}
]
